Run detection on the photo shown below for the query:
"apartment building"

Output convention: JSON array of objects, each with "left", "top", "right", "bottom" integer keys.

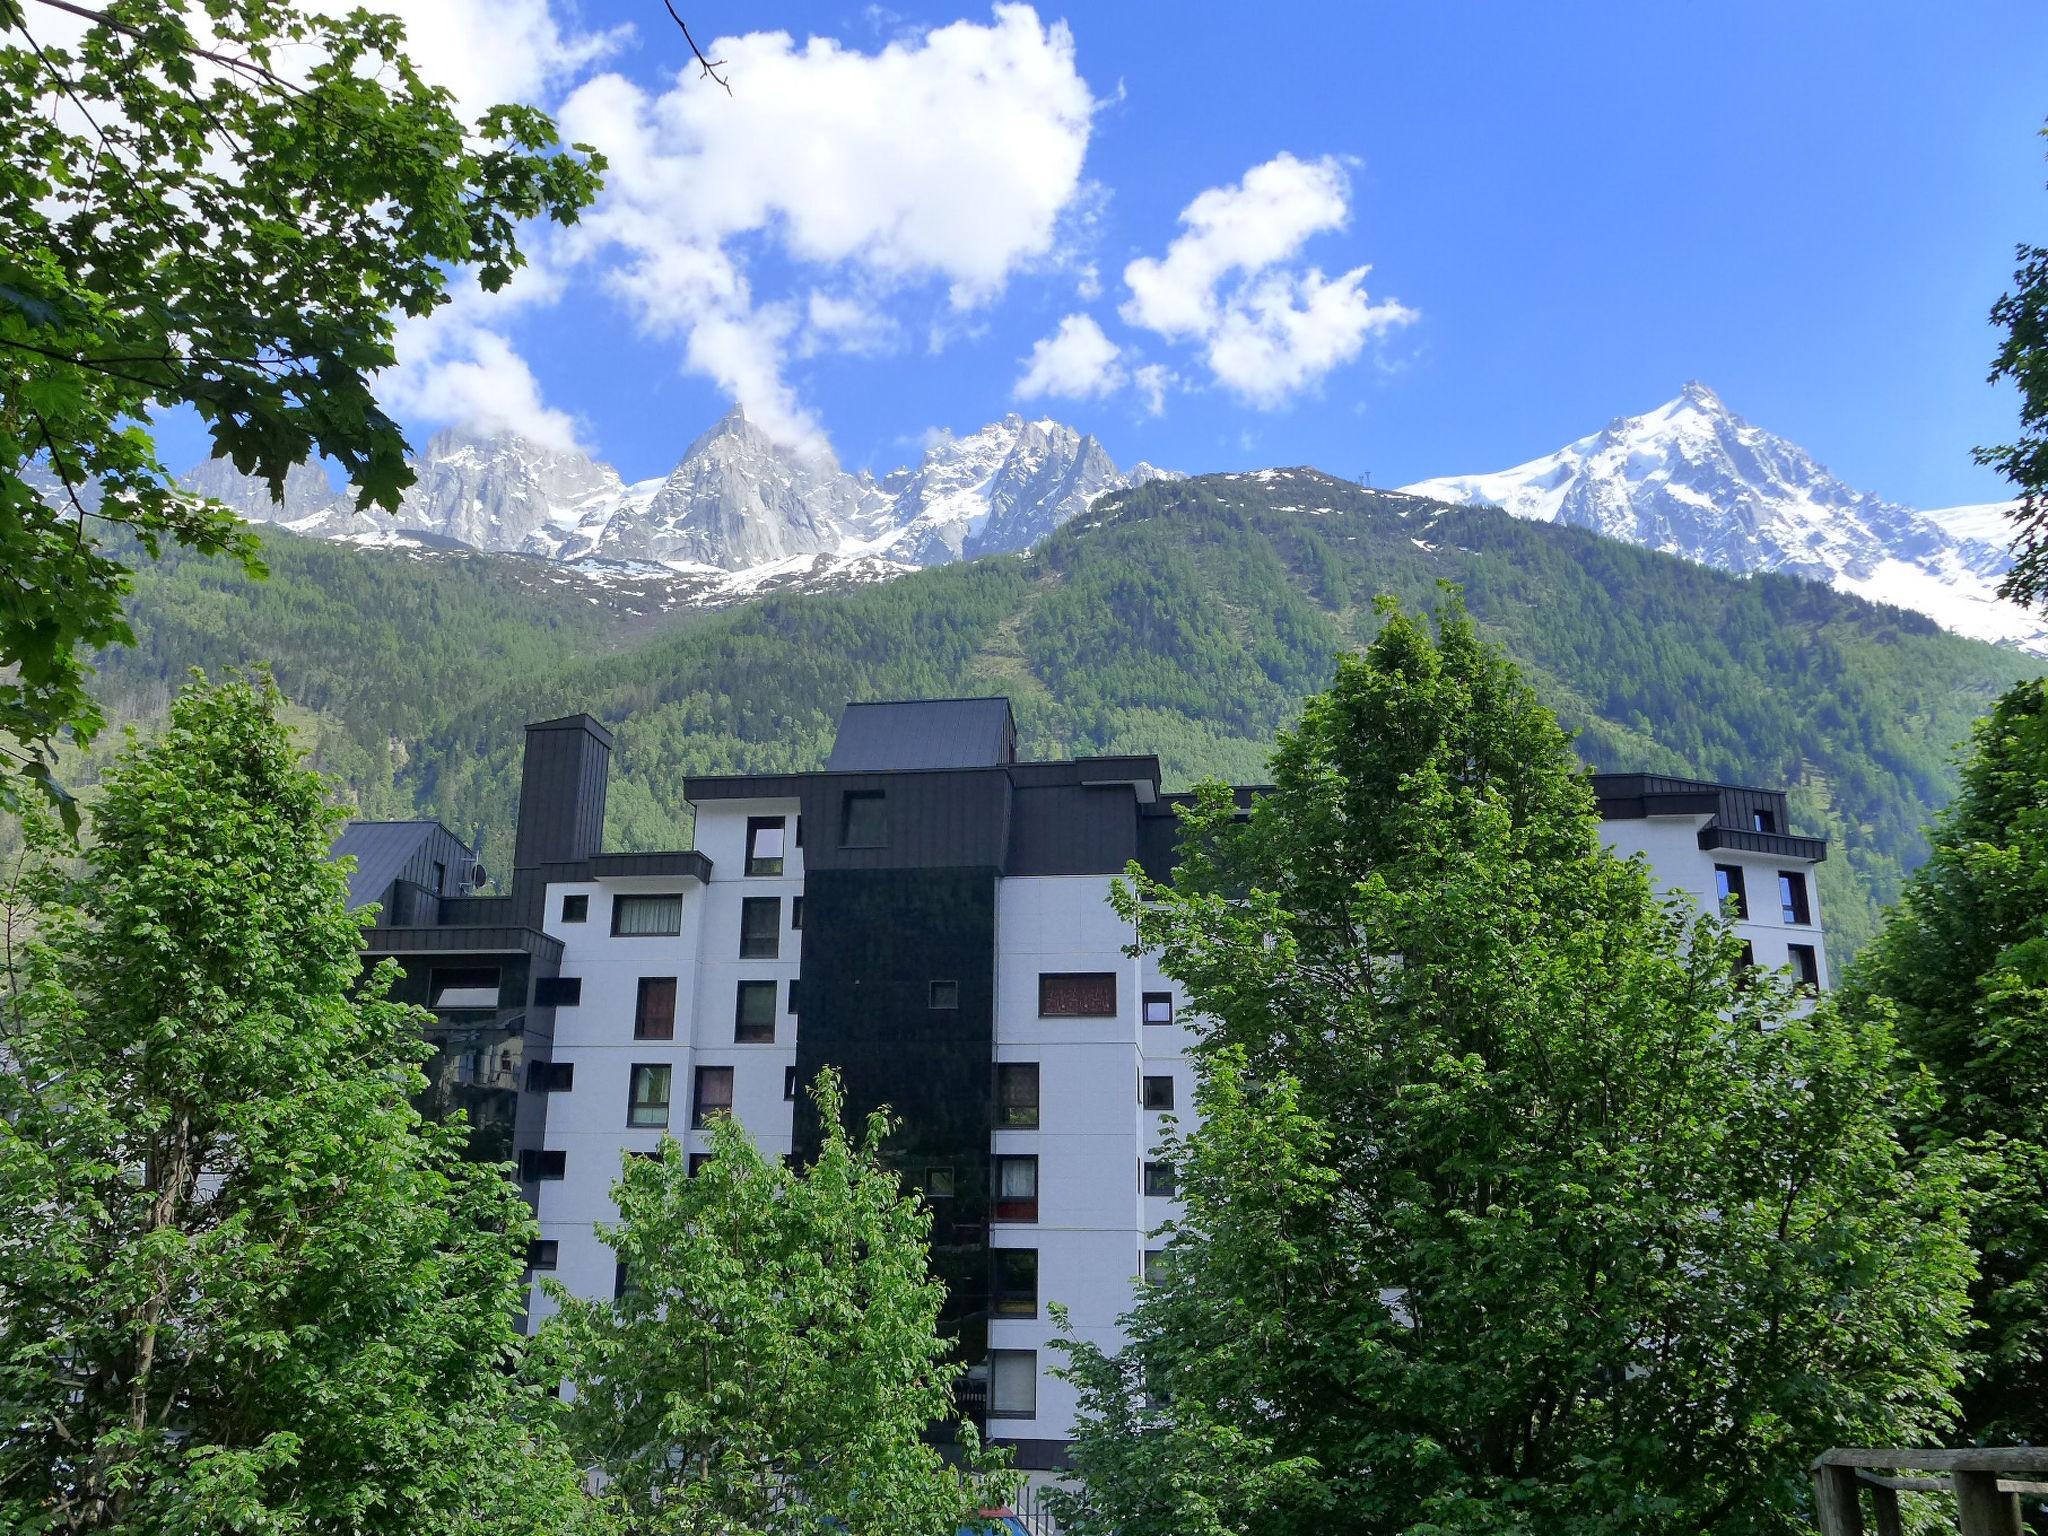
[{"left": 336, "top": 699, "right": 1828, "bottom": 1468}]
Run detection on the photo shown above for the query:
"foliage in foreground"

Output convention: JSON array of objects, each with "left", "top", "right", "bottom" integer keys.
[
  {"left": 538, "top": 1072, "right": 1012, "bottom": 1536},
  {"left": 1976, "top": 121, "right": 2048, "bottom": 609},
  {"left": 1051, "top": 596, "right": 1976, "bottom": 1536},
  {"left": 1847, "top": 677, "right": 2048, "bottom": 1446},
  {"left": 0, "top": 675, "right": 595, "bottom": 1535}
]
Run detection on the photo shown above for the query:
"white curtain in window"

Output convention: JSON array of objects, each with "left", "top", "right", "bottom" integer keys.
[{"left": 615, "top": 894, "right": 683, "bottom": 936}]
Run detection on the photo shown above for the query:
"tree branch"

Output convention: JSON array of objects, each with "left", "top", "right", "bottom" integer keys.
[
  {"left": 27, "top": 0, "right": 305, "bottom": 96},
  {"left": 661, "top": 2, "right": 731, "bottom": 95}
]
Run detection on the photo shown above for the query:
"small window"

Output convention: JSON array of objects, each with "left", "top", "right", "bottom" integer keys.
[
  {"left": 1143, "top": 1160, "right": 1178, "bottom": 1198},
  {"left": 1788, "top": 943, "right": 1821, "bottom": 991},
  {"left": 791, "top": 896, "right": 803, "bottom": 931},
  {"left": 520, "top": 1148, "right": 566, "bottom": 1182},
  {"left": 688, "top": 1152, "right": 712, "bottom": 1178},
  {"left": 613, "top": 1261, "right": 632, "bottom": 1301},
  {"left": 1752, "top": 808, "right": 1777, "bottom": 834},
  {"left": 560, "top": 892, "right": 589, "bottom": 923},
  {"left": 740, "top": 897, "right": 781, "bottom": 959},
  {"left": 998, "top": 1062, "right": 1039, "bottom": 1128},
  {"left": 929, "top": 979, "right": 960, "bottom": 1010},
  {"left": 634, "top": 977, "right": 678, "bottom": 1041},
  {"left": 527, "top": 1060, "right": 575, "bottom": 1093},
  {"left": 1778, "top": 870, "right": 1812, "bottom": 927},
  {"left": 1143, "top": 1248, "right": 1167, "bottom": 1284},
  {"left": 613, "top": 893, "right": 683, "bottom": 937},
  {"left": 924, "top": 1165, "right": 957, "bottom": 1199},
  {"left": 1713, "top": 865, "right": 1749, "bottom": 921},
  {"left": 431, "top": 965, "right": 500, "bottom": 1011},
  {"left": 526, "top": 1239, "right": 559, "bottom": 1271},
  {"left": 993, "top": 1155, "right": 1038, "bottom": 1222},
  {"left": 745, "top": 816, "right": 787, "bottom": 876},
  {"left": 1142, "top": 992, "right": 1174, "bottom": 1026},
  {"left": 627, "top": 1063, "right": 672, "bottom": 1129},
  {"left": 788, "top": 979, "right": 799, "bottom": 1015},
  {"left": 735, "top": 981, "right": 777, "bottom": 1043},
  {"left": 1039, "top": 972, "right": 1117, "bottom": 1018},
  {"left": 534, "top": 975, "right": 582, "bottom": 1008},
  {"left": 841, "top": 790, "right": 888, "bottom": 848},
  {"left": 1735, "top": 940, "right": 1757, "bottom": 987},
  {"left": 989, "top": 1350, "right": 1037, "bottom": 1418},
  {"left": 992, "top": 1247, "right": 1038, "bottom": 1317},
  {"left": 693, "top": 1065, "right": 734, "bottom": 1127},
  {"left": 1142, "top": 1074, "right": 1175, "bottom": 1110},
  {"left": 784, "top": 1065, "right": 798, "bottom": 1100}
]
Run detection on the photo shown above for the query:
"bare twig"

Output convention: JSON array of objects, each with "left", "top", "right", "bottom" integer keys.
[{"left": 661, "top": 2, "right": 730, "bottom": 94}]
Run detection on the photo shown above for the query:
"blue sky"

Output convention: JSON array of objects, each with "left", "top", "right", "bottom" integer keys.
[{"left": 171, "top": 2, "right": 2048, "bottom": 508}]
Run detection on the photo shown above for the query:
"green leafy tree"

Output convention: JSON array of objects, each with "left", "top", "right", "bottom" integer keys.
[
  {"left": 1051, "top": 596, "right": 1976, "bottom": 1536},
  {"left": 1977, "top": 121, "right": 2048, "bottom": 609},
  {"left": 0, "top": 673, "right": 598, "bottom": 1535},
  {"left": 538, "top": 1072, "right": 1010, "bottom": 1536},
  {"left": 1846, "top": 677, "right": 2048, "bottom": 1444},
  {"left": 0, "top": 0, "right": 601, "bottom": 819}
]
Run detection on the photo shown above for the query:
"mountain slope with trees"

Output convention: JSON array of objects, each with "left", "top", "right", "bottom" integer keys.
[{"left": 88, "top": 470, "right": 2045, "bottom": 958}]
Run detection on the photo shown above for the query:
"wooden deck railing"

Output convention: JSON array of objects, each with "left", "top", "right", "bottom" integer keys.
[{"left": 1813, "top": 1447, "right": 2048, "bottom": 1536}]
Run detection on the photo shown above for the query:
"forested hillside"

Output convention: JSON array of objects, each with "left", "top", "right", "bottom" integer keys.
[{"left": 87, "top": 470, "right": 2043, "bottom": 957}]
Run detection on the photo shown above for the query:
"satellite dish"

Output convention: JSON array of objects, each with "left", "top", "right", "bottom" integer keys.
[{"left": 461, "top": 862, "right": 490, "bottom": 894}]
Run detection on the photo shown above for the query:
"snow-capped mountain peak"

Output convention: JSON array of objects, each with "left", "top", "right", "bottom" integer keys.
[{"left": 1402, "top": 385, "right": 2046, "bottom": 656}]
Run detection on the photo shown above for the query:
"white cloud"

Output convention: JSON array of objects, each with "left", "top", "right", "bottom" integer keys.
[
  {"left": 556, "top": 4, "right": 1098, "bottom": 448},
  {"left": 303, "top": 0, "right": 630, "bottom": 114},
  {"left": 1121, "top": 151, "right": 1413, "bottom": 406},
  {"left": 801, "top": 290, "right": 897, "bottom": 357},
  {"left": 1015, "top": 314, "right": 1125, "bottom": 401},
  {"left": 1131, "top": 362, "right": 1175, "bottom": 417}
]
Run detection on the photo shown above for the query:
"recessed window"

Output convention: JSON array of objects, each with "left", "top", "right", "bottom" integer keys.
[
  {"left": 688, "top": 1152, "right": 712, "bottom": 1178},
  {"left": 1039, "top": 972, "right": 1117, "bottom": 1018},
  {"left": 740, "top": 897, "right": 781, "bottom": 959},
  {"left": 527, "top": 1239, "right": 559, "bottom": 1271},
  {"left": 634, "top": 977, "right": 678, "bottom": 1041},
  {"left": 520, "top": 1148, "right": 566, "bottom": 1182},
  {"left": 693, "top": 1065, "right": 734, "bottom": 1127},
  {"left": 1713, "top": 865, "right": 1749, "bottom": 921},
  {"left": 627, "top": 1063, "right": 672, "bottom": 1129},
  {"left": 613, "top": 893, "right": 683, "bottom": 937},
  {"left": 613, "top": 1261, "right": 632, "bottom": 1301},
  {"left": 994, "top": 1155, "right": 1038, "bottom": 1222},
  {"left": 527, "top": 1060, "right": 574, "bottom": 1093},
  {"left": 791, "top": 896, "right": 803, "bottom": 931},
  {"left": 1142, "top": 1248, "right": 1166, "bottom": 1284},
  {"left": 432, "top": 860, "right": 448, "bottom": 895},
  {"left": 1142, "top": 992, "right": 1174, "bottom": 1026},
  {"left": 1788, "top": 943, "right": 1821, "bottom": 991},
  {"left": 430, "top": 965, "right": 500, "bottom": 1010},
  {"left": 929, "top": 979, "right": 960, "bottom": 1010},
  {"left": 735, "top": 981, "right": 777, "bottom": 1043},
  {"left": 1735, "top": 940, "right": 1756, "bottom": 987},
  {"left": 534, "top": 975, "right": 582, "bottom": 1008},
  {"left": 841, "top": 790, "right": 888, "bottom": 848},
  {"left": 998, "top": 1062, "right": 1039, "bottom": 1128},
  {"left": 924, "top": 1165, "right": 957, "bottom": 1199},
  {"left": 783, "top": 1065, "right": 798, "bottom": 1101},
  {"left": 1143, "top": 1160, "right": 1178, "bottom": 1198},
  {"left": 745, "top": 816, "right": 787, "bottom": 877},
  {"left": 561, "top": 892, "right": 590, "bottom": 923},
  {"left": 1778, "top": 870, "right": 1812, "bottom": 926},
  {"left": 1752, "top": 808, "right": 1777, "bottom": 834},
  {"left": 992, "top": 1247, "right": 1039, "bottom": 1317},
  {"left": 989, "top": 1350, "right": 1037, "bottom": 1418},
  {"left": 788, "top": 979, "right": 799, "bottom": 1015},
  {"left": 1142, "top": 1074, "right": 1175, "bottom": 1110}
]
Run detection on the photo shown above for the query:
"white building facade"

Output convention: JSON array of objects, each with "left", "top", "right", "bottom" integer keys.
[{"left": 342, "top": 702, "right": 1829, "bottom": 1468}]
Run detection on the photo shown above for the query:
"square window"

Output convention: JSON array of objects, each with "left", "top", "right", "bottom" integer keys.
[
  {"left": 745, "top": 816, "right": 787, "bottom": 877},
  {"left": 998, "top": 1062, "right": 1039, "bottom": 1128},
  {"left": 924, "top": 1165, "right": 957, "bottom": 1199},
  {"left": 560, "top": 892, "right": 590, "bottom": 923},
  {"left": 1142, "top": 1074, "right": 1175, "bottom": 1111},
  {"left": 527, "top": 1239, "right": 559, "bottom": 1271},
  {"left": 1788, "top": 943, "right": 1821, "bottom": 991},
  {"left": 613, "top": 893, "right": 683, "bottom": 937},
  {"left": 1713, "top": 864, "right": 1749, "bottom": 921},
  {"left": 989, "top": 1350, "right": 1037, "bottom": 1418},
  {"left": 1752, "top": 808, "right": 1777, "bottom": 834},
  {"left": 520, "top": 1148, "right": 566, "bottom": 1182},
  {"left": 791, "top": 896, "right": 803, "bottom": 930},
  {"left": 693, "top": 1065, "right": 734, "bottom": 1127},
  {"left": 1778, "top": 870, "right": 1812, "bottom": 927},
  {"left": 527, "top": 1060, "right": 574, "bottom": 1093},
  {"left": 1143, "top": 1248, "right": 1167, "bottom": 1284},
  {"left": 1143, "top": 992, "right": 1174, "bottom": 1026},
  {"left": 431, "top": 965, "right": 500, "bottom": 1011},
  {"left": 841, "top": 790, "right": 888, "bottom": 848},
  {"left": 627, "top": 1063, "right": 672, "bottom": 1129},
  {"left": 992, "top": 1247, "right": 1038, "bottom": 1317},
  {"left": 929, "top": 979, "right": 960, "bottom": 1010},
  {"left": 784, "top": 1065, "right": 798, "bottom": 1100},
  {"left": 740, "top": 897, "right": 781, "bottom": 959},
  {"left": 1143, "top": 1160, "right": 1178, "bottom": 1199},
  {"left": 688, "top": 1152, "right": 712, "bottom": 1177},
  {"left": 993, "top": 1156, "right": 1038, "bottom": 1222},
  {"left": 735, "top": 981, "right": 777, "bottom": 1044},
  {"left": 1039, "top": 972, "right": 1117, "bottom": 1018},
  {"left": 533, "top": 975, "right": 582, "bottom": 1008},
  {"left": 634, "top": 977, "right": 678, "bottom": 1041}
]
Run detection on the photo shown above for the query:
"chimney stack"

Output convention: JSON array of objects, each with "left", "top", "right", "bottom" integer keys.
[{"left": 514, "top": 715, "right": 613, "bottom": 870}]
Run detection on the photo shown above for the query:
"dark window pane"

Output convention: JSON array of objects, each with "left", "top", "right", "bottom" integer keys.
[
  {"left": 740, "top": 897, "right": 781, "bottom": 959},
  {"left": 1778, "top": 871, "right": 1811, "bottom": 926},
  {"left": 992, "top": 1247, "right": 1038, "bottom": 1317},
  {"left": 1789, "top": 943, "right": 1821, "bottom": 990},
  {"left": 998, "top": 1062, "right": 1039, "bottom": 1128},
  {"left": 628, "top": 1063, "right": 672, "bottom": 1128},
  {"left": 527, "top": 1239, "right": 558, "bottom": 1271},
  {"left": 1039, "top": 972, "right": 1117, "bottom": 1017},
  {"left": 745, "top": 816, "right": 786, "bottom": 876},
  {"left": 783, "top": 1065, "right": 798, "bottom": 1100},
  {"left": 929, "top": 979, "right": 959, "bottom": 1010},
  {"left": 635, "top": 977, "right": 677, "bottom": 1041},
  {"left": 841, "top": 790, "right": 888, "bottom": 848},
  {"left": 528, "top": 1060, "right": 575, "bottom": 1093},
  {"left": 1142, "top": 1074, "right": 1174, "bottom": 1110},
  {"left": 431, "top": 965, "right": 500, "bottom": 1010},
  {"left": 613, "top": 893, "right": 683, "bottom": 936},
  {"left": 1142, "top": 991, "right": 1174, "bottom": 1025},
  {"left": 520, "top": 1148, "right": 566, "bottom": 1181},
  {"left": 561, "top": 893, "right": 589, "bottom": 923},
  {"left": 925, "top": 1165, "right": 957, "bottom": 1199},
  {"left": 791, "top": 896, "right": 803, "bottom": 930},
  {"left": 693, "top": 1065, "right": 734, "bottom": 1127},
  {"left": 1752, "top": 809, "right": 1777, "bottom": 834},
  {"left": 1143, "top": 1160, "right": 1178, "bottom": 1198},
  {"left": 613, "top": 1261, "right": 632, "bottom": 1300},
  {"left": 534, "top": 975, "right": 582, "bottom": 1008},
  {"left": 735, "top": 981, "right": 777, "bottom": 1043},
  {"left": 1713, "top": 865, "right": 1749, "bottom": 921}
]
